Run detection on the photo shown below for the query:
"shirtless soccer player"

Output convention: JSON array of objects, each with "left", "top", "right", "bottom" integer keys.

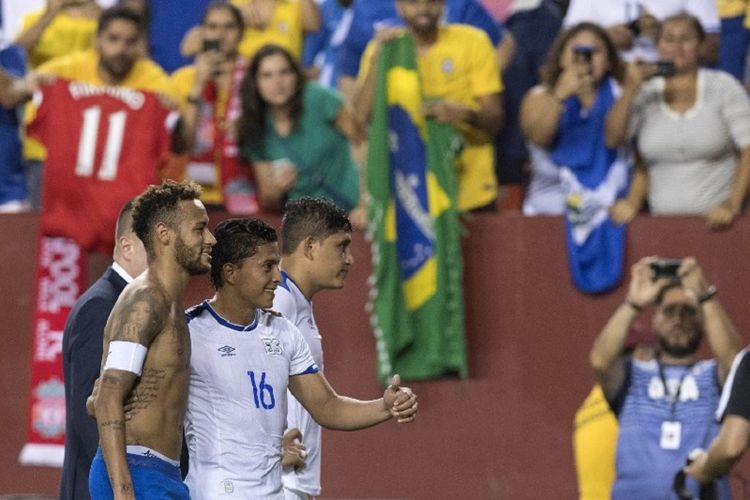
[{"left": 90, "top": 180, "right": 216, "bottom": 499}]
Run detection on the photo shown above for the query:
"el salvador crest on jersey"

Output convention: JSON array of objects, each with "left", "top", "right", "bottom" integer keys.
[{"left": 262, "top": 337, "right": 283, "bottom": 356}]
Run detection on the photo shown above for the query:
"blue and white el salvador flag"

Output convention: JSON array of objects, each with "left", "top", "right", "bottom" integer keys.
[{"left": 550, "top": 77, "right": 631, "bottom": 293}]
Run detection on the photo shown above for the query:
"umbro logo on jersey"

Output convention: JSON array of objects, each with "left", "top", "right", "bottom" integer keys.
[{"left": 217, "top": 345, "right": 236, "bottom": 357}]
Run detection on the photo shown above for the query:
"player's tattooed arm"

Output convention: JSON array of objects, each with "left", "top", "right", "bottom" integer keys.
[
  {"left": 107, "top": 286, "right": 169, "bottom": 346},
  {"left": 94, "top": 286, "right": 170, "bottom": 499}
]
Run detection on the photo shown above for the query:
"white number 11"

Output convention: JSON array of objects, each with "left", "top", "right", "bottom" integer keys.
[{"left": 75, "top": 106, "right": 127, "bottom": 180}]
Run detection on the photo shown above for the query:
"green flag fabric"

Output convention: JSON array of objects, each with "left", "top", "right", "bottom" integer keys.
[{"left": 366, "top": 34, "right": 467, "bottom": 383}]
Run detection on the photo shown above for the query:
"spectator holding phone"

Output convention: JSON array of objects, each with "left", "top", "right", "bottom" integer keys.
[
  {"left": 171, "top": 1, "right": 259, "bottom": 214},
  {"left": 590, "top": 256, "right": 741, "bottom": 499},
  {"left": 606, "top": 13, "right": 750, "bottom": 230},
  {"left": 520, "top": 22, "right": 628, "bottom": 216}
]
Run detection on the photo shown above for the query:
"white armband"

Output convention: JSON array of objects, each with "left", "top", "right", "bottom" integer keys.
[{"left": 104, "top": 341, "right": 147, "bottom": 376}]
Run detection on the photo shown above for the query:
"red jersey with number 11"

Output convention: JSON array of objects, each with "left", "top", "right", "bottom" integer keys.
[{"left": 29, "top": 78, "right": 177, "bottom": 252}]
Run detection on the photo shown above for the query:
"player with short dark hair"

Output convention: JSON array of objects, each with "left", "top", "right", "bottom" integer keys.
[
  {"left": 183, "top": 216, "right": 417, "bottom": 499},
  {"left": 90, "top": 180, "right": 215, "bottom": 499}
]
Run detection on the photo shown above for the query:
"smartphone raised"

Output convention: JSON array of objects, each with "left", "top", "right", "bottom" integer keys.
[
  {"left": 649, "top": 259, "right": 682, "bottom": 280},
  {"left": 573, "top": 44, "right": 594, "bottom": 64},
  {"left": 654, "top": 60, "right": 676, "bottom": 78},
  {"left": 202, "top": 39, "right": 220, "bottom": 52}
]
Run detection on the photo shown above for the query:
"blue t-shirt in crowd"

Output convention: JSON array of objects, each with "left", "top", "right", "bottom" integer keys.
[
  {"left": 146, "top": 0, "right": 212, "bottom": 73},
  {"left": 0, "top": 44, "right": 27, "bottom": 206},
  {"left": 302, "top": 0, "right": 352, "bottom": 88},
  {"left": 338, "top": 0, "right": 502, "bottom": 78}
]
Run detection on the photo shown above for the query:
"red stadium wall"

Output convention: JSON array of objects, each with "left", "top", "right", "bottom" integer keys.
[{"left": 2, "top": 212, "right": 750, "bottom": 498}]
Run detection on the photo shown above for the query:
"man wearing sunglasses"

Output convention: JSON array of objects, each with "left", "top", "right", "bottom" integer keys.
[{"left": 589, "top": 256, "right": 741, "bottom": 500}]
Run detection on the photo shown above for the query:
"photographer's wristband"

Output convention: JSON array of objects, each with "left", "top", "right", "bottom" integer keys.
[
  {"left": 698, "top": 285, "right": 717, "bottom": 304},
  {"left": 624, "top": 298, "right": 644, "bottom": 312}
]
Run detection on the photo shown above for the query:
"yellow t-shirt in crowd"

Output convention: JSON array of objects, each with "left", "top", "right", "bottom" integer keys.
[
  {"left": 230, "top": 0, "right": 303, "bottom": 60},
  {"left": 573, "top": 385, "right": 618, "bottom": 500},
  {"left": 359, "top": 25, "right": 503, "bottom": 211},
  {"left": 717, "top": 0, "right": 748, "bottom": 19},
  {"left": 24, "top": 50, "right": 177, "bottom": 161},
  {"left": 20, "top": 10, "right": 98, "bottom": 68},
  {"left": 171, "top": 65, "right": 233, "bottom": 205}
]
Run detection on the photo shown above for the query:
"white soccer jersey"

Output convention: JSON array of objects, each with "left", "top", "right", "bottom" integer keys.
[
  {"left": 275, "top": 272, "right": 324, "bottom": 496},
  {"left": 184, "top": 301, "right": 318, "bottom": 499}
]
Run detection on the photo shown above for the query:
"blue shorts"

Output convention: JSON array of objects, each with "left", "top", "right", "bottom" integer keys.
[{"left": 89, "top": 447, "right": 189, "bottom": 499}]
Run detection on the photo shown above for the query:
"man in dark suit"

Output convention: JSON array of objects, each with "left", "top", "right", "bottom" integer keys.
[{"left": 59, "top": 200, "right": 147, "bottom": 500}]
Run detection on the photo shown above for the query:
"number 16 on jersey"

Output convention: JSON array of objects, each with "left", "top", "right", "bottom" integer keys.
[{"left": 248, "top": 370, "right": 276, "bottom": 410}]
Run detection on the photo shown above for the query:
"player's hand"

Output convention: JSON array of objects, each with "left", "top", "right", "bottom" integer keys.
[
  {"left": 86, "top": 378, "right": 100, "bottom": 418},
  {"left": 626, "top": 257, "right": 671, "bottom": 309},
  {"left": 281, "top": 428, "right": 307, "bottom": 469},
  {"left": 383, "top": 374, "right": 418, "bottom": 423},
  {"left": 683, "top": 449, "right": 711, "bottom": 484}
]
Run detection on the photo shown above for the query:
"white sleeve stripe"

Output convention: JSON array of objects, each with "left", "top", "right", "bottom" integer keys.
[{"left": 716, "top": 347, "right": 749, "bottom": 421}]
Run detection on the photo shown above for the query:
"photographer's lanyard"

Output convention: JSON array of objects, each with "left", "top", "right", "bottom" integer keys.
[{"left": 658, "top": 361, "right": 695, "bottom": 450}]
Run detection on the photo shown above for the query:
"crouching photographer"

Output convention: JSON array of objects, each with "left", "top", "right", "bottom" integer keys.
[{"left": 590, "top": 256, "right": 741, "bottom": 499}]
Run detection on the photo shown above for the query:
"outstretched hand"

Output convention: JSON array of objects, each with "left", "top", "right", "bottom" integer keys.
[{"left": 383, "top": 374, "right": 418, "bottom": 423}]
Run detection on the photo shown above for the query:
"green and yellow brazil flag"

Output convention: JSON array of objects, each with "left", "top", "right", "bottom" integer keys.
[{"left": 367, "top": 34, "right": 467, "bottom": 383}]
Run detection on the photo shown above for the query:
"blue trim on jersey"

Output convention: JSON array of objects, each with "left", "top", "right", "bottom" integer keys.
[
  {"left": 279, "top": 271, "right": 291, "bottom": 291},
  {"left": 204, "top": 300, "right": 260, "bottom": 332},
  {"left": 185, "top": 301, "right": 209, "bottom": 323},
  {"left": 279, "top": 270, "right": 312, "bottom": 305},
  {"left": 293, "top": 364, "right": 320, "bottom": 376}
]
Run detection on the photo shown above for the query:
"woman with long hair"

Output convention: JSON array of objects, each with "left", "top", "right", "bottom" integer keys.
[
  {"left": 237, "top": 44, "right": 363, "bottom": 212},
  {"left": 520, "top": 21, "right": 627, "bottom": 215}
]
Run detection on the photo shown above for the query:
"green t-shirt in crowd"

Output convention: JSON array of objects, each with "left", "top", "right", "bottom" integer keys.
[{"left": 244, "top": 82, "right": 360, "bottom": 210}]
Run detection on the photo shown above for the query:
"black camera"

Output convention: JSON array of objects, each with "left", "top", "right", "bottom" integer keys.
[
  {"left": 654, "top": 60, "right": 676, "bottom": 78},
  {"left": 650, "top": 259, "right": 682, "bottom": 280},
  {"left": 573, "top": 44, "right": 594, "bottom": 64},
  {"left": 202, "top": 39, "right": 220, "bottom": 52}
]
